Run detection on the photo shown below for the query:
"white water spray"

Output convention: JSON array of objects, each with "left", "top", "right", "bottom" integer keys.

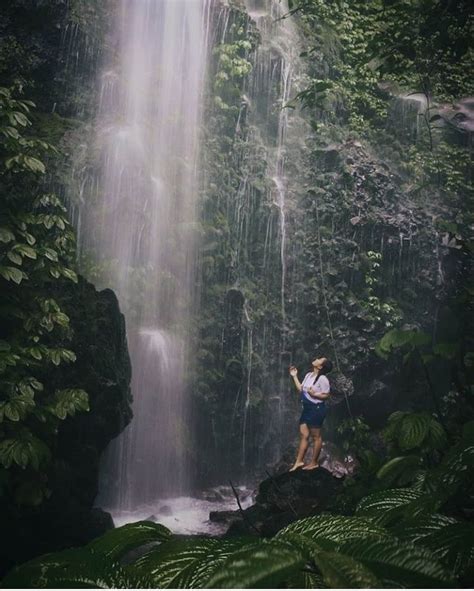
[{"left": 78, "top": 0, "right": 211, "bottom": 509}]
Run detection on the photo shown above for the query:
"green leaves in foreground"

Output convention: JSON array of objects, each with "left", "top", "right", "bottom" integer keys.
[
  {"left": 2, "top": 506, "right": 467, "bottom": 589},
  {"left": 87, "top": 521, "right": 171, "bottom": 561}
]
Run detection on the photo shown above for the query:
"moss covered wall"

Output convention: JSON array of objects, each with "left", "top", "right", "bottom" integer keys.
[{"left": 192, "top": 0, "right": 472, "bottom": 481}]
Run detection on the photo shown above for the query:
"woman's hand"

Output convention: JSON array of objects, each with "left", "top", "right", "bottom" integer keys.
[{"left": 289, "top": 366, "right": 298, "bottom": 377}]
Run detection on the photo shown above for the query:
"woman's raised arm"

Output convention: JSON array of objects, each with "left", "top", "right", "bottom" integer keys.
[{"left": 289, "top": 366, "right": 303, "bottom": 392}]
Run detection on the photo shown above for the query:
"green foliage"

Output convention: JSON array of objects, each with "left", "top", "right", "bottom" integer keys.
[
  {"left": 362, "top": 251, "right": 402, "bottom": 328},
  {"left": 1, "top": 547, "right": 152, "bottom": 589},
  {"left": 293, "top": 0, "right": 472, "bottom": 127},
  {"left": 206, "top": 541, "right": 305, "bottom": 589},
  {"left": 87, "top": 521, "right": 171, "bottom": 562},
  {"left": 356, "top": 488, "right": 440, "bottom": 526},
  {"left": 375, "top": 328, "right": 431, "bottom": 361},
  {"left": 0, "top": 86, "right": 87, "bottom": 506},
  {"left": 212, "top": 21, "right": 254, "bottom": 114},
  {"left": 383, "top": 411, "right": 446, "bottom": 453},
  {"left": 4, "top": 503, "right": 469, "bottom": 588},
  {"left": 275, "top": 513, "right": 390, "bottom": 543},
  {"left": 133, "top": 537, "right": 256, "bottom": 588},
  {"left": 336, "top": 417, "right": 371, "bottom": 455}
]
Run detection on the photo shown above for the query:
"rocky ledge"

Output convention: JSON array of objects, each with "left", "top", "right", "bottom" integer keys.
[{"left": 211, "top": 467, "right": 343, "bottom": 537}]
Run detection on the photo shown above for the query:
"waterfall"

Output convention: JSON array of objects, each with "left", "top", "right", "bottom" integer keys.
[
  {"left": 238, "top": 0, "right": 307, "bottom": 466},
  {"left": 76, "top": 0, "right": 211, "bottom": 509}
]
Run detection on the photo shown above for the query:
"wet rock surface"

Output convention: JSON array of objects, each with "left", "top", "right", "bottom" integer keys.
[
  {"left": 1, "top": 277, "right": 132, "bottom": 576},
  {"left": 212, "top": 467, "right": 343, "bottom": 538}
]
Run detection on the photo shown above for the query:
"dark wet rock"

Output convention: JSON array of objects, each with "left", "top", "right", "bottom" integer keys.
[
  {"left": 145, "top": 514, "right": 158, "bottom": 522},
  {"left": 314, "top": 145, "right": 341, "bottom": 170},
  {"left": 209, "top": 509, "right": 240, "bottom": 523},
  {"left": 319, "top": 442, "right": 359, "bottom": 478},
  {"left": 224, "top": 468, "right": 343, "bottom": 538},
  {"left": 0, "top": 277, "right": 132, "bottom": 577},
  {"left": 326, "top": 373, "right": 354, "bottom": 408}
]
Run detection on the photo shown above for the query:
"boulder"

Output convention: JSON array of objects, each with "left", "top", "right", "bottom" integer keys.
[
  {"left": 224, "top": 467, "right": 343, "bottom": 538},
  {"left": 1, "top": 277, "right": 132, "bottom": 576}
]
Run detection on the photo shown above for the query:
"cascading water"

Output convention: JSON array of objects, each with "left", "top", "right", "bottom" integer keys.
[
  {"left": 76, "top": 0, "right": 212, "bottom": 510},
  {"left": 70, "top": 0, "right": 307, "bottom": 527},
  {"left": 238, "top": 0, "right": 308, "bottom": 467}
]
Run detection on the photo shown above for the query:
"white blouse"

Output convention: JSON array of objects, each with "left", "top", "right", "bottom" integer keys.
[{"left": 301, "top": 372, "right": 330, "bottom": 405}]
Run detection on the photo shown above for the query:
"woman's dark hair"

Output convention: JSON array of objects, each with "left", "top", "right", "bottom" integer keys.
[
  {"left": 313, "top": 358, "right": 333, "bottom": 384},
  {"left": 320, "top": 358, "right": 333, "bottom": 375}
]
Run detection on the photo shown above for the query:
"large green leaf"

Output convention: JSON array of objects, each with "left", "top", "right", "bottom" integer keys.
[
  {"left": 1, "top": 548, "right": 151, "bottom": 589},
  {"left": 47, "top": 389, "right": 89, "bottom": 420},
  {"left": 276, "top": 514, "right": 390, "bottom": 544},
  {"left": 399, "top": 413, "right": 432, "bottom": 450},
  {"left": 377, "top": 329, "right": 430, "bottom": 358},
  {"left": 376, "top": 455, "right": 422, "bottom": 485},
  {"left": 0, "top": 266, "right": 27, "bottom": 284},
  {"left": 131, "top": 537, "right": 254, "bottom": 588},
  {"left": 338, "top": 537, "right": 455, "bottom": 587},
  {"left": 314, "top": 550, "right": 381, "bottom": 588},
  {"left": 356, "top": 488, "right": 422, "bottom": 516},
  {"left": 0, "top": 392, "right": 35, "bottom": 423},
  {"left": 427, "top": 443, "right": 474, "bottom": 496},
  {"left": 356, "top": 488, "right": 441, "bottom": 526},
  {"left": 0, "top": 227, "right": 15, "bottom": 243},
  {"left": 205, "top": 541, "right": 305, "bottom": 589},
  {"left": 390, "top": 513, "right": 458, "bottom": 544},
  {"left": 0, "top": 434, "right": 50, "bottom": 470},
  {"left": 418, "top": 522, "right": 474, "bottom": 577},
  {"left": 88, "top": 521, "right": 171, "bottom": 562}
]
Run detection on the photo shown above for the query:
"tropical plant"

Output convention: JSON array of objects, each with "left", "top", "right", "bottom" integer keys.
[
  {"left": 4, "top": 482, "right": 473, "bottom": 589},
  {"left": 0, "top": 86, "right": 87, "bottom": 506}
]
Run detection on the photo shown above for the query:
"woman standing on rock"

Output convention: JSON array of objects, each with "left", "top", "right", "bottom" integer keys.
[{"left": 289, "top": 357, "right": 333, "bottom": 471}]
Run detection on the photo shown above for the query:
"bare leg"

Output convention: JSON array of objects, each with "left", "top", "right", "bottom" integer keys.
[
  {"left": 303, "top": 427, "right": 322, "bottom": 470},
  {"left": 290, "top": 423, "right": 309, "bottom": 471}
]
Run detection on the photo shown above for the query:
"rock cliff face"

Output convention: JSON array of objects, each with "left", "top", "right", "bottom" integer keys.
[
  {"left": 193, "top": 0, "right": 464, "bottom": 481},
  {"left": 0, "top": 277, "right": 132, "bottom": 576}
]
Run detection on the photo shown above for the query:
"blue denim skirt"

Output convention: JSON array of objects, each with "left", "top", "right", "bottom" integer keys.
[{"left": 299, "top": 395, "right": 327, "bottom": 428}]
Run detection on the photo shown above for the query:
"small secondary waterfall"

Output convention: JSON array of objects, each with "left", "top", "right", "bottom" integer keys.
[
  {"left": 77, "top": 0, "right": 211, "bottom": 508},
  {"left": 238, "top": 0, "right": 307, "bottom": 466}
]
